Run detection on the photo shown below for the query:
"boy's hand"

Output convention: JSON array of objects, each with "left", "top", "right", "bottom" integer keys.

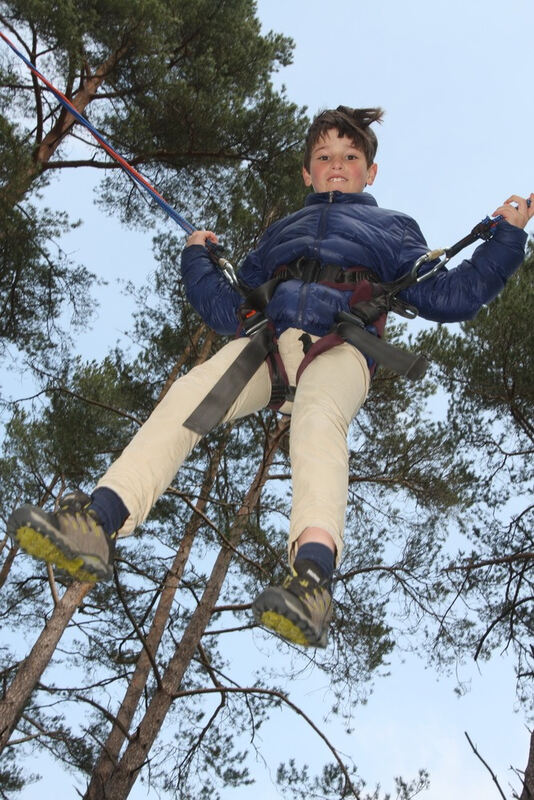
[
  {"left": 493, "top": 194, "right": 534, "bottom": 229},
  {"left": 185, "top": 230, "right": 219, "bottom": 247}
]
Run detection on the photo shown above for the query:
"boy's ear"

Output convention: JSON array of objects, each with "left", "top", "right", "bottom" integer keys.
[
  {"left": 302, "top": 166, "right": 313, "bottom": 187},
  {"left": 366, "top": 162, "right": 378, "bottom": 186}
]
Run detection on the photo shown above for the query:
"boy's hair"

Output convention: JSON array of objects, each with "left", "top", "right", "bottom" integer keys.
[{"left": 303, "top": 106, "right": 384, "bottom": 170}]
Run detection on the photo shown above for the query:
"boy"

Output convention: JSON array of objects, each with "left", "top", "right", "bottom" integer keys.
[{"left": 8, "top": 106, "right": 533, "bottom": 649}]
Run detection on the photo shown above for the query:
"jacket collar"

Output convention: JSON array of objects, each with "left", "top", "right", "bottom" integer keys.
[{"left": 304, "top": 191, "right": 378, "bottom": 207}]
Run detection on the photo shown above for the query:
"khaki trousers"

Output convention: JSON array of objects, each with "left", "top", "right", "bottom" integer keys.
[{"left": 97, "top": 328, "right": 370, "bottom": 564}]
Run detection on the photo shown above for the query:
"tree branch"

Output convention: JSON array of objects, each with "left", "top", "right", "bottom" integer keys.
[
  {"left": 446, "top": 552, "right": 534, "bottom": 572},
  {"left": 464, "top": 731, "right": 507, "bottom": 800}
]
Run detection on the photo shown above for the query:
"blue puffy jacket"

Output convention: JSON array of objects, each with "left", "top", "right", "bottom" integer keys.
[{"left": 180, "top": 191, "right": 527, "bottom": 338}]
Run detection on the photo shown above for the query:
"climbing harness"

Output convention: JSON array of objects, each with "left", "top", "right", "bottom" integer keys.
[
  {"left": 184, "top": 211, "right": 518, "bottom": 435},
  {"left": 183, "top": 264, "right": 377, "bottom": 433},
  {"left": 3, "top": 29, "right": 528, "bottom": 435}
]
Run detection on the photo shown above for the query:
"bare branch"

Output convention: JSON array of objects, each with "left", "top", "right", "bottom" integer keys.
[{"left": 464, "top": 731, "right": 507, "bottom": 800}]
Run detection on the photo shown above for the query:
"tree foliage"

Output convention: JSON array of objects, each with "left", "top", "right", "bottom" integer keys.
[{"left": 418, "top": 243, "right": 534, "bottom": 708}]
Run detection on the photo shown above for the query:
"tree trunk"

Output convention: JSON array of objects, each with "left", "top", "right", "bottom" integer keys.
[
  {"left": 520, "top": 729, "right": 534, "bottom": 800},
  {"left": 85, "top": 433, "right": 227, "bottom": 799},
  {"left": 92, "top": 419, "right": 289, "bottom": 800},
  {"left": 0, "top": 540, "right": 18, "bottom": 590},
  {"left": 0, "top": 580, "right": 92, "bottom": 750}
]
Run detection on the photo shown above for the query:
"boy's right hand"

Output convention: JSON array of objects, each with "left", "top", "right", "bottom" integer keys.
[
  {"left": 185, "top": 230, "right": 219, "bottom": 247},
  {"left": 493, "top": 194, "right": 534, "bottom": 229}
]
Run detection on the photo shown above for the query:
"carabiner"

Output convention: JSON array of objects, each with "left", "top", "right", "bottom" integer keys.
[
  {"left": 410, "top": 248, "right": 448, "bottom": 283},
  {"left": 214, "top": 255, "right": 243, "bottom": 294}
]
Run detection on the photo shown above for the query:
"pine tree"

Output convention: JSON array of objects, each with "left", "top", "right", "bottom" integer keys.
[{"left": 0, "top": 0, "right": 307, "bottom": 359}]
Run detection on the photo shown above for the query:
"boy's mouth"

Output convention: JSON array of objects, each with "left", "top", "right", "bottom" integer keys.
[{"left": 328, "top": 176, "right": 346, "bottom": 183}]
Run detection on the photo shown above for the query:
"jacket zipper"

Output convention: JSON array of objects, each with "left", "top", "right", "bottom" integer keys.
[
  {"left": 297, "top": 192, "right": 335, "bottom": 328},
  {"left": 314, "top": 193, "right": 333, "bottom": 257}
]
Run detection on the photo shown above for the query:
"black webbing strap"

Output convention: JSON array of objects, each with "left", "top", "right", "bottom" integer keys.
[
  {"left": 183, "top": 323, "right": 274, "bottom": 436},
  {"left": 275, "top": 259, "right": 377, "bottom": 285},
  {"left": 331, "top": 219, "right": 499, "bottom": 379},
  {"left": 443, "top": 218, "right": 495, "bottom": 260},
  {"left": 335, "top": 311, "right": 429, "bottom": 380},
  {"left": 242, "top": 260, "right": 377, "bottom": 312}
]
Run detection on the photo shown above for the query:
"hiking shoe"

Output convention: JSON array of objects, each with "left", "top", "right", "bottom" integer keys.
[
  {"left": 252, "top": 560, "right": 333, "bottom": 648},
  {"left": 7, "top": 490, "right": 114, "bottom": 583}
]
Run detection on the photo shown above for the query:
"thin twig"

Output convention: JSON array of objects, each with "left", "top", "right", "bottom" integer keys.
[
  {"left": 173, "top": 685, "right": 361, "bottom": 798},
  {"left": 465, "top": 731, "right": 507, "bottom": 800},
  {"left": 113, "top": 567, "right": 163, "bottom": 689}
]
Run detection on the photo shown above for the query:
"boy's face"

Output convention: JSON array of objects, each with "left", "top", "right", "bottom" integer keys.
[{"left": 302, "top": 129, "right": 377, "bottom": 194}]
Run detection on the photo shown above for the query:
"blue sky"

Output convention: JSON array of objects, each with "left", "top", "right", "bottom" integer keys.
[
  {"left": 256, "top": 0, "right": 533, "bottom": 245},
  {"left": 4, "top": 0, "right": 534, "bottom": 797}
]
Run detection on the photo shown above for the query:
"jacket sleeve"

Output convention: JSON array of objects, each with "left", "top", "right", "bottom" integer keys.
[
  {"left": 180, "top": 245, "right": 242, "bottom": 335},
  {"left": 399, "top": 220, "right": 528, "bottom": 323},
  {"left": 237, "top": 221, "right": 283, "bottom": 286}
]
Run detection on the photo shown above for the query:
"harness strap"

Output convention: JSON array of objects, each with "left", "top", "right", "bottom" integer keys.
[
  {"left": 336, "top": 216, "right": 511, "bottom": 377},
  {"left": 444, "top": 217, "right": 498, "bottom": 260},
  {"left": 335, "top": 312, "right": 429, "bottom": 380},
  {"left": 242, "top": 260, "right": 377, "bottom": 312},
  {"left": 183, "top": 323, "right": 275, "bottom": 436},
  {"left": 275, "top": 259, "right": 378, "bottom": 285}
]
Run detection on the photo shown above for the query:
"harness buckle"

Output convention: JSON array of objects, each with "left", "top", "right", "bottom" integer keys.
[
  {"left": 294, "top": 257, "right": 323, "bottom": 283},
  {"left": 242, "top": 309, "right": 269, "bottom": 337}
]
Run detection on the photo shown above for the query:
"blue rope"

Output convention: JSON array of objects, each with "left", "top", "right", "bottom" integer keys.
[{"left": 0, "top": 29, "right": 196, "bottom": 235}]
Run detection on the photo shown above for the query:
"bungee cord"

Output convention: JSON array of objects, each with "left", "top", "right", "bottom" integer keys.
[{"left": 0, "top": 29, "right": 196, "bottom": 235}]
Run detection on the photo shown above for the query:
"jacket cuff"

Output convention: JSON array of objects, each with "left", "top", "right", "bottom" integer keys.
[{"left": 493, "top": 219, "right": 528, "bottom": 250}]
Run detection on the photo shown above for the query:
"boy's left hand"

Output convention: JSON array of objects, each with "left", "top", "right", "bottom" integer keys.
[
  {"left": 185, "top": 230, "right": 219, "bottom": 247},
  {"left": 493, "top": 193, "right": 534, "bottom": 229}
]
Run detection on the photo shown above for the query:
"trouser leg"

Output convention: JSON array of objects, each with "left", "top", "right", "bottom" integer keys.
[
  {"left": 287, "top": 340, "right": 370, "bottom": 566},
  {"left": 97, "top": 338, "right": 271, "bottom": 535}
]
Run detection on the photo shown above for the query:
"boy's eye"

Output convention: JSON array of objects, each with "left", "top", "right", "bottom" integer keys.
[{"left": 315, "top": 153, "right": 360, "bottom": 161}]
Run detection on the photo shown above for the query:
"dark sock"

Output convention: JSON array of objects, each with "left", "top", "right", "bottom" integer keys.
[
  {"left": 294, "top": 542, "right": 335, "bottom": 584},
  {"left": 89, "top": 487, "right": 129, "bottom": 536}
]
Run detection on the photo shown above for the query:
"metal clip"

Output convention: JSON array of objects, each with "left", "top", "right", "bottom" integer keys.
[
  {"left": 217, "top": 256, "right": 241, "bottom": 292},
  {"left": 411, "top": 248, "right": 448, "bottom": 283}
]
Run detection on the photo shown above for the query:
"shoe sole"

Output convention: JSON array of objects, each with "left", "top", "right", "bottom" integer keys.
[
  {"left": 253, "top": 587, "right": 328, "bottom": 648},
  {"left": 10, "top": 506, "right": 111, "bottom": 583}
]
